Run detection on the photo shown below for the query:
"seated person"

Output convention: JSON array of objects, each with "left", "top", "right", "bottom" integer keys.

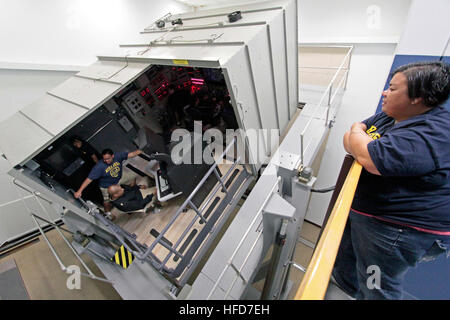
[{"left": 108, "top": 184, "right": 158, "bottom": 214}]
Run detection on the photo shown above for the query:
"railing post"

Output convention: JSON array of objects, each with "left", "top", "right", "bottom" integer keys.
[
  {"left": 300, "top": 134, "right": 304, "bottom": 166},
  {"left": 344, "top": 50, "right": 352, "bottom": 90},
  {"left": 144, "top": 138, "right": 237, "bottom": 259},
  {"left": 188, "top": 200, "right": 207, "bottom": 224},
  {"left": 326, "top": 84, "right": 333, "bottom": 126},
  {"left": 214, "top": 167, "right": 228, "bottom": 193}
]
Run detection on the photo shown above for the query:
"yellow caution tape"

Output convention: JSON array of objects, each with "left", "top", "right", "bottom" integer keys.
[{"left": 111, "top": 245, "right": 135, "bottom": 269}]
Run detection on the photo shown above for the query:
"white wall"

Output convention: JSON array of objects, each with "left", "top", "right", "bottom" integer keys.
[
  {"left": 298, "top": 0, "right": 411, "bottom": 44},
  {"left": 395, "top": 0, "right": 450, "bottom": 56},
  {"left": 0, "top": 0, "right": 189, "bottom": 67}
]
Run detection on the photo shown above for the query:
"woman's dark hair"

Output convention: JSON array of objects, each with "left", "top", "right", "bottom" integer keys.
[
  {"left": 392, "top": 61, "right": 450, "bottom": 107},
  {"left": 101, "top": 149, "right": 114, "bottom": 156}
]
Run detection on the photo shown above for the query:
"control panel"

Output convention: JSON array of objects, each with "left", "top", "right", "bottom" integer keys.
[{"left": 123, "top": 91, "right": 146, "bottom": 114}]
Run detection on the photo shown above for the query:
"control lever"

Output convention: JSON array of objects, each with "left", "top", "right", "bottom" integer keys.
[
  {"left": 67, "top": 189, "right": 89, "bottom": 208},
  {"left": 66, "top": 189, "right": 114, "bottom": 220}
]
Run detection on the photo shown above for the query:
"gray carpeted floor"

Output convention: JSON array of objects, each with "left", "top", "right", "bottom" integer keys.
[{"left": 0, "top": 258, "right": 30, "bottom": 300}]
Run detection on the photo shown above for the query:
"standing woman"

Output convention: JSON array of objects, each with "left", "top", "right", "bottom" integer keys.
[{"left": 333, "top": 61, "right": 450, "bottom": 299}]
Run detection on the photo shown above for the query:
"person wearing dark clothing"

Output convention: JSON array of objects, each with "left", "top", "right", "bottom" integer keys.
[
  {"left": 70, "top": 136, "right": 100, "bottom": 166},
  {"left": 74, "top": 148, "right": 143, "bottom": 212},
  {"left": 167, "top": 84, "right": 190, "bottom": 126},
  {"left": 108, "top": 184, "right": 154, "bottom": 213},
  {"left": 218, "top": 96, "right": 239, "bottom": 130},
  {"left": 185, "top": 89, "right": 222, "bottom": 131},
  {"left": 333, "top": 61, "right": 450, "bottom": 300}
]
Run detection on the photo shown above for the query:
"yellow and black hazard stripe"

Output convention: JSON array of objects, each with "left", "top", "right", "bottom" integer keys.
[{"left": 111, "top": 245, "right": 135, "bottom": 269}]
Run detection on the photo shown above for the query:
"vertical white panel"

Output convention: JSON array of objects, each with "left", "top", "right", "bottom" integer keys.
[
  {"left": 223, "top": 48, "right": 267, "bottom": 171},
  {"left": 396, "top": 0, "right": 450, "bottom": 56},
  {"left": 247, "top": 27, "right": 279, "bottom": 154},
  {"left": 268, "top": 12, "right": 290, "bottom": 131},
  {"left": 284, "top": 0, "right": 299, "bottom": 117}
]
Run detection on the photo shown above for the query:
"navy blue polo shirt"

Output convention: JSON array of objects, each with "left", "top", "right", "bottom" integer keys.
[
  {"left": 352, "top": 106, "right": 450, "bottom": 232},
  {"left": 88, "top": 152, "right": 128, "bottom": 188}
]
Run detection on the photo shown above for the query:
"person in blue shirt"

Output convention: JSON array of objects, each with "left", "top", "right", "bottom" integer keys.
[
  {"left": 74, "top": 148, "right": 143, "bottom": 212},
  {"left": 333, "top": 61, "right": 450, "bottom": 299}
]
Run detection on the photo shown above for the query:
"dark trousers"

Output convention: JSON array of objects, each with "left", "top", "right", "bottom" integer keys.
[{"left": 332, "top": 210, "right": 449, "bottom": 299}]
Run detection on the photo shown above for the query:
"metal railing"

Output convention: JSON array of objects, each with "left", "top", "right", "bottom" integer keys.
[
  {"left": 94, "top": 137, "right": 247, "bottom": 277},
  {"left": 206, "top": 177, "right": 281, "bottom": 300},
  {"left": 12, "top": 179, "right": 113, "bottom": 284},
  {"left": 298, "top": 46, "right": 353, "bottom": 166},
  {"left": 294, "top": 160, "right": 362, "bottom": 299}
]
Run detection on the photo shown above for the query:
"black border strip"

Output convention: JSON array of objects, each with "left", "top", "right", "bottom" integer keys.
[
  {"left": 199, "top": 197, "right": 221, "bottom": 225},
  {"left": 150, "top": 229, "right": 174, "bottom": 247},
  {"left": 225, "top": 169, "right": 240, "bottom": 189},
  {"left": 173, "top": 229, "right": 198, "bottom": 262}
]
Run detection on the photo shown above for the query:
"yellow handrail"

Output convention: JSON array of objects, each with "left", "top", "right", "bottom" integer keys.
[{"left": 294, "top": 161, "right": 362, "bottom": 300}]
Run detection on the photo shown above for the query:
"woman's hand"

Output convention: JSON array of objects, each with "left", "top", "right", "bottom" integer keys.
[
  {"left": 350, "top": 122, "right": 367, "bottom": 133},
  {"left": 343, "top": 122, "right": 380, "bottom": 175}
]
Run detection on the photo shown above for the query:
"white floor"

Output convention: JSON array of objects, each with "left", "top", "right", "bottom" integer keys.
[{"left": 304, "top": 43, "right": 397, "bottom": 226}]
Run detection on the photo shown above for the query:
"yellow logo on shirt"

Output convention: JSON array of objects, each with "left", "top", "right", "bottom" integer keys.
[
  {"left": 105, "top": 162, "right": 121, "bottom": 178},
  {"left": 366, "top": 125, "right": 381, "bottom": 140}
]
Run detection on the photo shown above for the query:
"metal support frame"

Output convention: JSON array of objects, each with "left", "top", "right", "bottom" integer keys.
[
  {"left": 261, "top": 219, "right": 289, "bottom": 299},
  {"left": 206, "top": 177, "right": 281, "bottom": 300},
  {"left": 11, "top": 180, "right": 112, "bottom": 284}
]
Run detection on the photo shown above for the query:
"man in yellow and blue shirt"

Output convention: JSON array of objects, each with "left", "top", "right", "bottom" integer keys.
[{"left": 74, "top": 148, "right": 143, "bottom": 213}]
